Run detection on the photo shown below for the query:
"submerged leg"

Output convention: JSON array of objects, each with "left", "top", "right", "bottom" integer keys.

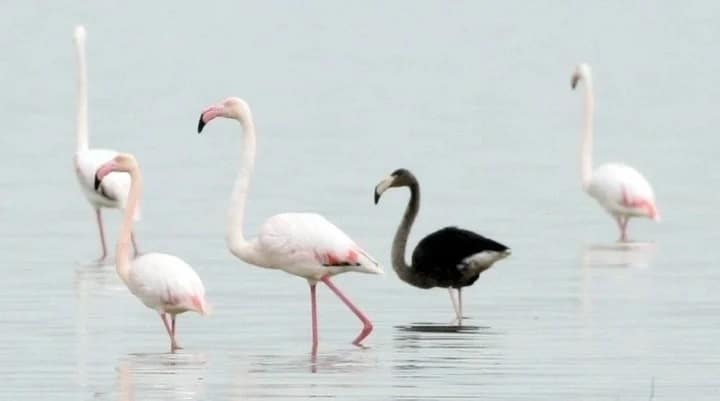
[
  {"left": 95, "top": 209, "right": 107, "bottom": 262},
  {"left": 310, "top": 284, "right": 319, "bottom": 355},
  {"left": 321, "top": 276, "right": 373, "bottom": 346}
]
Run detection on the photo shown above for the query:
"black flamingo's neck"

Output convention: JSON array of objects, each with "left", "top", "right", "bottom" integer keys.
[{"left": 391, "top": 178, "right": 425, "bottom": 287}]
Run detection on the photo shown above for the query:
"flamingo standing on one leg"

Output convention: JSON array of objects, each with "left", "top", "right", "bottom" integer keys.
[
  {"left": 571, "top": 63, "right": 660, "bottom": 242},
  {"left": 72, "top": 25, "right": 140, "bottom": 261},
  {"left": 94, "top": 154, "right": 209, "bottom": 352},
  {"left": 197, "top": 97, "right": 383, "bottom": 353}
]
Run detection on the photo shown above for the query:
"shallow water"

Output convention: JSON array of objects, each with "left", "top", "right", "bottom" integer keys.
[{"left": 2, "top": 1, "right": 720, "bottom": 400}]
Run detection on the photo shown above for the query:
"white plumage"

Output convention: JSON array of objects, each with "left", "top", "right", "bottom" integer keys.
[
  {"left": 255, "top": 212, "right": 382, "bottom": 281},
  {"left": 75, "top": 149, "right": 139, "bottom": 218},
  {"left": 586, "top": 162, "right": 658, "bottom": 219},
  {"left": 127, "top": 253, "right": 207, "bottom": 315}
]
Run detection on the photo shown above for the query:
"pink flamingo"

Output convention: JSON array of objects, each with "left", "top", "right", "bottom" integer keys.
[
  {"left": 72, "top": 25, "right": 139, "bottom": 261},
  {"left": 197, "top": 97, "right": 383, "bottom": 352},
  {"left": 571, "top": 63, "right": 660, "bottom": 241},
  {"left": 95, "top": 154, "right": 209, "bottom": 352}
]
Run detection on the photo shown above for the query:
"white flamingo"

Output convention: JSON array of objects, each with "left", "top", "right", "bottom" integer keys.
[
  {"left": 197, "top": 97, "right": 383, "bottom": 352},
  {"left": 571, "top": 63, "right": 660, "bottom": 242},
  {"left": 72, "top": 25, "right": 139, "bottom": 261},
  {"left": 94, "top": 153, "right": 209, "bottom": 352}
]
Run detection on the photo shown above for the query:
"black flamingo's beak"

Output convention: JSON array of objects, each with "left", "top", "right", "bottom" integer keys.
[
  {"left": 373, "top": 176, "right": 395, "bottom": 205},
  {"left": 571, "top": 73, "right": 580, "bottom": 89},
  {"left": 197, "top": 113, "right": 206, "bottom": 133},
  {"left": 94, "top": 172, "right": 101, "bottom": 191}
]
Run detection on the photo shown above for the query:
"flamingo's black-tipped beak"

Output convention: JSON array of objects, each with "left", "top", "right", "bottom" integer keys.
[
  {"left": 571, "top": 74, "right": 580, "bottom": 89},
  {"left": 94, "top": 173, "right": 101, "bottom": 191},
  {"left": 197, "top": 113, "right": 206, "bottom": 133},
  {"left": 373, "top": 176, "right": 395, "bottom": 205}
]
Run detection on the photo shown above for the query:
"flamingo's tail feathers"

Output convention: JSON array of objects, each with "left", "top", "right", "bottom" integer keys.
[
  {"left": 191, "top": 294, "right": 211, "bottom": 316},
  {"left": 315, "top": 247, "right": 383, "bottom": 275},
  {"left": 354, "top": 248, "right": 384, "bottom": 275},
  {"left": 647, "top": 202, "right": 660, "bottom": 222}
]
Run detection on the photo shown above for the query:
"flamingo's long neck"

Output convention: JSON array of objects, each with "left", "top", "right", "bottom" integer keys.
[
  {"left": 580, "top": 74, "right": 594, "bottom": 189},
  {"left": 391, "top": 179, "right": 425, "bottom": 287},
  {"left": 116, "top": 168, "right": 141, "bottom": 285},
  {"left": 74, "top": 30, "right": 89, "bottom": 152},
  {"left": 226, "top": 113, "right": 262, "bottom": 265}
]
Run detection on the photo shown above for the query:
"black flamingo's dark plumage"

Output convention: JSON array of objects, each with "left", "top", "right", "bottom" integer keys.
[{"left": 374, "top": 168, "right": 510, "bottom": 324}]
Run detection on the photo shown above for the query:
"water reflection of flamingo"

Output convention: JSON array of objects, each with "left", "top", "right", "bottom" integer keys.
[
  {"left": 95, "top": 154, "right": 209, "bottom": 352},
  {"left": 197, "top": 97, "right": 382, "bottom": 352},
  {"left": 571, "top": 63, "right": 660, "bottom": 241}
]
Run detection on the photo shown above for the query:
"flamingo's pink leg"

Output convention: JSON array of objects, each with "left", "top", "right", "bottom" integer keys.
[
  {"left": 615, "top": 216, "right": 629, "bottom": 242},
  {"left": 160, "top": 313, "right": 181, "bottom": 352},
  {"left": 95, "top": 209, "right": 107, "bottom": 261},
  {"left": 171, "top": 315, "right": 182, "bottom": 351},
  {"left": 160, "top": 313, "right": 172, "bottom": 337},
  {"left": 621, "top": 217, "right": 629, "bottom": 241},
  {"left": 321, "top": 276, "right": 373, "bottom": 346},
  {"left": 310, "top": 284, "right": 319, "bottom": 354},
  {"left": 131, "top": 232, "right": 140, "bottom": 258}
]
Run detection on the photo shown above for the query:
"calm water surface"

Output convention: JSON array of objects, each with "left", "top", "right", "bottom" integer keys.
[{"left": 2, "top": 2, "right": 719, "bottom": 400}]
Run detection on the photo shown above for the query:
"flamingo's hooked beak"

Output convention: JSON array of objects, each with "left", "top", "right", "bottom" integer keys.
[
  {"left": 571, "top": 73, "right": 580, "bottom": 89},
  {"left": 197, "top": 105, "right": 225, "bottom": 134},
  {"left": 373, "top": 176, "right": 395, "bottom": 204},
  {"left": 93, "top": 162, "right": 117, "bottom": 191},
  {"left": 197, "top": 113, "right": 207, "bottom": 133}
]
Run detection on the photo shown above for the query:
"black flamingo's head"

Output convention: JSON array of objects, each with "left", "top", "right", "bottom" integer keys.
[{"left": 373, "top": 168, "right": 417, "bottom": 204}]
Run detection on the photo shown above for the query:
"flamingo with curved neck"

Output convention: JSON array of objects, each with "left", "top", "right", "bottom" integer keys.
[
  {"left": 95, "top": 154, "right": 208, "bottom": 352},
  {"left": 571, "top": 63, "right": 660, "bottom": 241},
  {"left": 72, "top": 25, "right": 140, "bottom": 261},
  {"left": 198, "top": 97, "right": 382, "bottom": 353},
  {"left": 375, "top": 168, "right": 510, "bottom": 325}
]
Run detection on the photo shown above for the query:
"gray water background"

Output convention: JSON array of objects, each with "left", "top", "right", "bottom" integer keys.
[{"left": 1, "top": 1, "right": 719, "bottom": 400}]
